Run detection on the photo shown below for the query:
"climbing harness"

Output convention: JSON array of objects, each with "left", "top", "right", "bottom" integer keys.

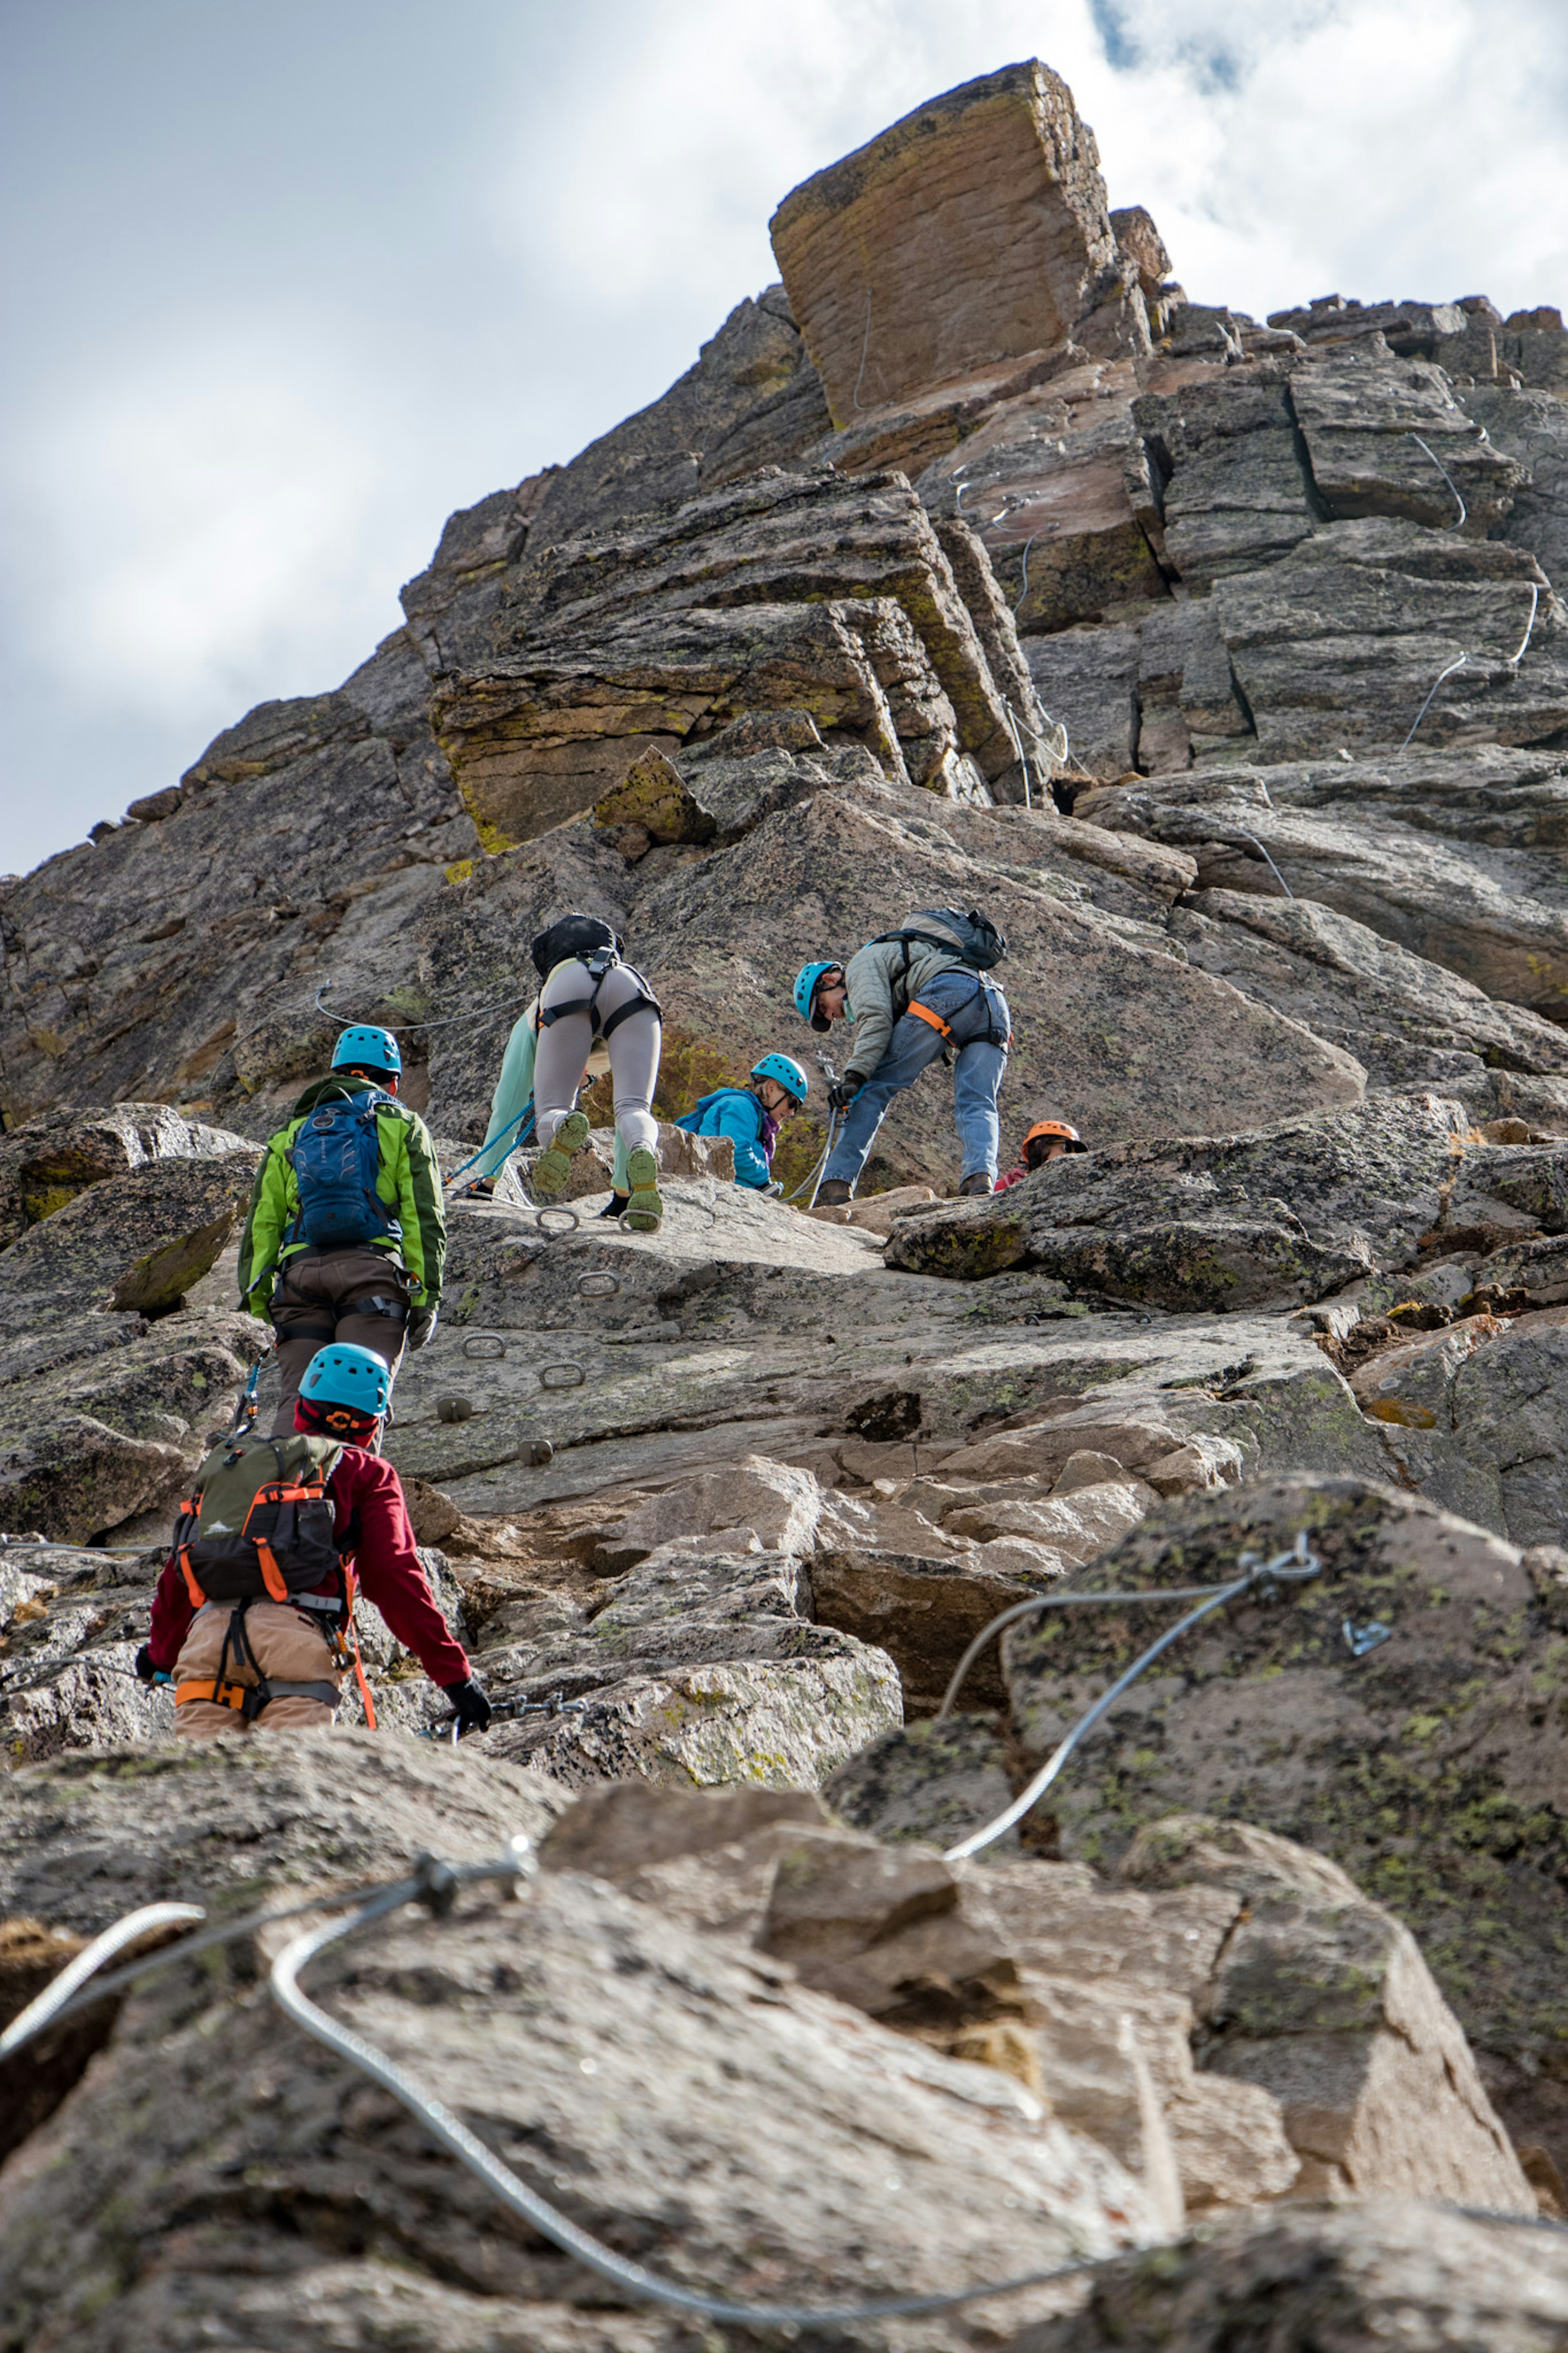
[
  {"left": 938, "top": 1533, "right": 1323, "bottom": 1862},
  {"left": 537, "top": 946, "right": 662, "bottom": 1043},
  {"left": 175, "top": 1599, "right": 343, "bottom": 1724},
  {"left": 903, "top": 982, "right": 1012, "bottom": 1050}
]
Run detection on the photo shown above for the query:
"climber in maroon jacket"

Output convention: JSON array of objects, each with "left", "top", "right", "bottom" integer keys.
[{"left": 139, "top": 1343, "right": 488, "bottom": 1740}]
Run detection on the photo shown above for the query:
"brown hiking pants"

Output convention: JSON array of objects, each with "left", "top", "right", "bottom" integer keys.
[
  {"left": 172, "top": 1600, "right": 342, "bottom": 1740},
  {"left": 269, "top": 1245, "right": 410, "bottom": 1434}
]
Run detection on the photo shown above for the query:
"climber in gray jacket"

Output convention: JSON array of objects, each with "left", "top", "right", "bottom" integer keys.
[{"left": 793, "top": 908, "right": 1011, "bottom": 1205}]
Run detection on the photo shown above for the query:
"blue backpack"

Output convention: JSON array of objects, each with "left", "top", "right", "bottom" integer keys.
[{"left": 287, "top": 1091, "right": 400, "bottom": 1250}]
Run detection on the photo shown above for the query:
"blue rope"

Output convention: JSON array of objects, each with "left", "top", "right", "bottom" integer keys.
[{"left": 444, "top": 1097, "right": 536, "bottom": 1191}]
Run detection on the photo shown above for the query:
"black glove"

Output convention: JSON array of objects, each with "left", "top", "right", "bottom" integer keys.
[
  {"left": 827, "top": 1078, "right": 862, "bottom": 1113},
  {"left": 134, "top": 1643, "right": 159, "bottom": 1685},
  {"left": 408, "top": 1305, "right": 438, "bottom": 1351},
  {"left": 440, "top": 1676, "right": 492, "bottom": 1735}
]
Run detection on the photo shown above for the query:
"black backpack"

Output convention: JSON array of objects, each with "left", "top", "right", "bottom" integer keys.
[
  {"left": 530, "top": 914, "right": 623, "bottom": 979},
  {"left": 871, "top": 906, "right": 1009, "bottom": 995},
  {"left": 172, "top": 1433, "right": 346, "bottom": 1608}
]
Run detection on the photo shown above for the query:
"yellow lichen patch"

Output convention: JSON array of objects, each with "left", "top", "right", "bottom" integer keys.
[{"left": 443, "top": 858, "right": 475, "bottom": 885}]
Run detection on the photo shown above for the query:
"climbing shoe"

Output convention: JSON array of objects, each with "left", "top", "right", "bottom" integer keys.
[
  {"left": 624, "top": 1147, "right": 664, "bottom": 1232},
  {"left": 532, "top": 1110, "right": 590, "bottom": 1200},
  {"left": 815, "top": 1179, "right": 852, "bottom": 1207},
  {"left": 958, "top": 1173, "right": 993, "bottom": 1197}
]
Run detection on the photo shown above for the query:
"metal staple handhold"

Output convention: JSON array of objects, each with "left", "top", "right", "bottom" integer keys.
[
  {"left": 577, "top": 1273, "right": 621, "bottom": 1298},
  {"left": 539, "top": 1361, "right": 586, "bottom": 1390},
  {"left": 535, "top": 1207, "right": 581, "bottom": 1236},
  {"left": 462, "top": 1333, "right": 507, "bottom": 1359}
]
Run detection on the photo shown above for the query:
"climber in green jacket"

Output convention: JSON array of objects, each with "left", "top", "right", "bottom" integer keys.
[{"left": 236, "top": 1026, "right": 446, "bottom": 1432}]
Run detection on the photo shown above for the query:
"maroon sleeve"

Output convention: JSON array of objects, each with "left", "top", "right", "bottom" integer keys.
[
  {"left": 993, "top": 1162, "right": 1027, "bottom": 1193},
  {"left": 147, "top": 1555, "right": 196, "bottom": 1671},
  {"left": 332, "top": 1451, "right": 471, "bottom": 1686}
]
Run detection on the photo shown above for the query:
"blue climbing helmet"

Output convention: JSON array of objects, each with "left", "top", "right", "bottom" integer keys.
[
  {"left": 331, "top": 1025, "right": 401, "bottom": 1075},
  {"left": 793, "top": 961, "right": 842, "bottom": 1033},
  {"left": 751, "top": 1053, "right": 809, "bottom": 1105},
  {"left": 300, "top": 1344, "right": 392, "bottom": 1419}
]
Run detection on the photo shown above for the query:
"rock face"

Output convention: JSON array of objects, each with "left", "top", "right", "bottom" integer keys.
[
  {"left": 769, "top": 61, "right": 1146, "bottom": 428},
  {"left": 7, "top": 53, "right": 1568, "bottom": 2341},
  {"left": 0, "top": 1740, "right": 1539, "bottom": 2352}
]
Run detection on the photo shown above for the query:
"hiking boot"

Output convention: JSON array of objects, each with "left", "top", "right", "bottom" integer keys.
[
  {"left": 598, "top": 1192, "right": 630, "bottom": 1220},
  {"left": 532, "top": 1110, "right": 590, "bottom": 1200},
  {"left": 958, "top": 1172, "right": 993, "bottom": 1197},
  {"left": 815, "top": 1179, "right": 853, "bottom": 1207},
  {"left": 624, "top": 1146, "right": 664, "bottom": 1232}
]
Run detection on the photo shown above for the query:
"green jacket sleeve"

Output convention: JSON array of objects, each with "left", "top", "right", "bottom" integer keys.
[
  {"left": 236, "top": 1132, "right": 294, "bottom": 1316},
  {"left": 843, "top": 942, "right": 895, "bottom": 1083},
  {"left": 385, "top": 1108, "right": 446, "bottom": 1305}
]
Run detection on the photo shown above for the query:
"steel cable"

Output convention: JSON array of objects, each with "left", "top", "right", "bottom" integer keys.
[
  {"left": 0, "top": 1902, "right": 205, "bottom": 2055},
  {"left": 1407, "top": 432, "right": 1468, "bottom": 529},
  {"left": 941, "top": 1536, "right": 1322, "bottom": 1863},
  {"left": 935, "top": 1582, "right": 1252, "bottom": 1723},
  {"left": 13, "top": 1794, "right": 1560, "bottom": 2326},
  {"left": 271, "top": 1885, "right": 1114, "bottom": 2326},
  {"left": 1401, "top": 651, "right": 1470, "bottom": 752}
]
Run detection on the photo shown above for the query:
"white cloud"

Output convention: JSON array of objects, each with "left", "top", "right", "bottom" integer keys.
[{"left": 9, "top": 335, "right": 390, "bottom": 718}]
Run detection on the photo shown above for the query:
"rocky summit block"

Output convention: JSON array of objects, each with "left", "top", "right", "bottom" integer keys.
[
  {"left": 996, "top": 1471, "right": 1568, "bottom": 2192},
  {"left": 770, "top": 60, "right": 1145, "bottom": 424}
]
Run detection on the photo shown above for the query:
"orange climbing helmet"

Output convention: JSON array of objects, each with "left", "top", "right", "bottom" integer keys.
[{"left": 1022, "top": 1120, "right": 1087, "bottom": 1166}]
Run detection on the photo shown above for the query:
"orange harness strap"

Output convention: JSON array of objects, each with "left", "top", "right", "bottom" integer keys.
[
  {"left": 907, "top": 999, "right": 952, "bottom": 1039},
  {"left": 176, "top": 1675, "right": 250, "bottom": 1711},
  {"left": 336, "top": 1557, "right": 377, "bottom": 1731},
  {"left": 252, "top": 1537, "right": 290, "bottom": 1604}
]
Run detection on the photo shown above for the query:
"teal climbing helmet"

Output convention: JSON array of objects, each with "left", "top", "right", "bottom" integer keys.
[
  {"left": 301, "top": 1344, "right": 392, "bottom": 1418},
  {"left": 751, "top": 1053, "right": 809, "bottom": 1104},
  {"left": 332, "top": 1025, "right": 401, "bottom": 1075},
  {"left": 792, "top": 961, "right": 842, "bottom": 1032}
]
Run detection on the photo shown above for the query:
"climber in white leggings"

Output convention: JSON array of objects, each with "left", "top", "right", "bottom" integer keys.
[{"left": 528, "top": 914, "right": 664, "bottom": 1230}]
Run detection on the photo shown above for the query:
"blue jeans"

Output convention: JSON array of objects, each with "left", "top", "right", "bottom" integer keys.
[{"left": 826, "top": 969, "right": 1010, "bottom": 1187}]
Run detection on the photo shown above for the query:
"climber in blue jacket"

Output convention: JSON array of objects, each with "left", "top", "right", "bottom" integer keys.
[{"left": 677, "top": 1055, "right": 809, "bottom": 1188}]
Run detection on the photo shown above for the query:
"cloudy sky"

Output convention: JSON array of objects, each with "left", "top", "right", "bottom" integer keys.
[{"left": 5, "top": 0, "right": 1567, "bottom": 876}]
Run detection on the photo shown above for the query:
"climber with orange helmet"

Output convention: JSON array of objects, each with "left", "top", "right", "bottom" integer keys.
[{"left": 994, "top": 1119, "right": 1088, "bottom": 1191}]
